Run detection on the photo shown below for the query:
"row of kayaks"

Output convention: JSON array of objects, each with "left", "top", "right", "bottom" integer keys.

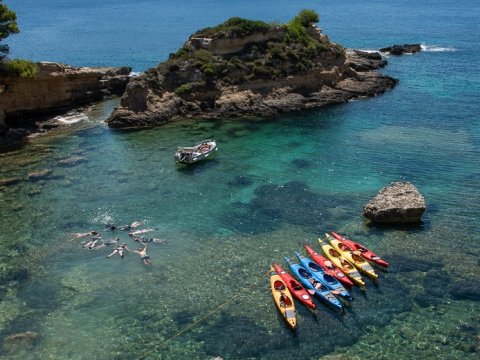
[{"left": 270, "top": 231, "right": 390, "bottom": 330}]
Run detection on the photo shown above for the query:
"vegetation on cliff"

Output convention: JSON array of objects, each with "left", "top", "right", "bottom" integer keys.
[
  {"left": 146, "top": 9, "right": 343, "bottom": 96},
  {"left": 0, "top": 58, "right": 37, "bottom": 78}
]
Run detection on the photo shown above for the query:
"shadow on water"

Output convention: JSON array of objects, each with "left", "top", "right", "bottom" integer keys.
[
  {"left": 175, "top": 159, "right": 221, "bottom": 175},
  {"left": 291, "top": 158, "right": 312, "bottom": 170},
  {"left": 226, "top": 175, "right": 254, "bottom": 187},
  {"left": 365, "top": 219, "right": 429, "bottom": 232},
  {"left": 199, "top": 313, "right": 273, "bottom": 358},
  {"left": 221, "top": 180, "right": 358, "bottom": 235}
]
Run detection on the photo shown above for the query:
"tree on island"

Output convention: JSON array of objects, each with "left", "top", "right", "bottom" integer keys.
[
  {"left": 0, "top": 0, "right": 19, "bottom": 60},
  {"left": 294, "top": 9, "right": 320, "bottom": 28},
  {"left": 0, "top": 2, "right": 36, "bottom": 78}
]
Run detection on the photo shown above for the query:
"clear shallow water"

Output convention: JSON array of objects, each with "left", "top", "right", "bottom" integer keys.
[{"left": 1, "top": 0, "right": 480, "bottom": 359}]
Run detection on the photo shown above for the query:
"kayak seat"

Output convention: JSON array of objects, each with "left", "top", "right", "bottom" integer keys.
[
  {"left": 290, "top": 280, "right": 302, "bottom": 290},
  {"left": 274, "top": 281, "right": 285, "bottom": 290}
]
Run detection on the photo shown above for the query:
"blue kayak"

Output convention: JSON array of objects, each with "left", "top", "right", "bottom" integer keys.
[
  {"left": 295, "top": 251, "right": 354, "bottom": 303},
  {"left": 284, "top": 256, "right": 343, "bottom": 311}
]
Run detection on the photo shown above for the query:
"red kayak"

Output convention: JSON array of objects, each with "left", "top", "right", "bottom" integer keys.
[
  {"left": 303, "top": 244, "right": 354, "bottom": 288},
  {"left": 273, "top": 263, "right": 316, "bottom": 311},
  {"left": 330, "top": 231, "right": 389, "bottom": 268}
]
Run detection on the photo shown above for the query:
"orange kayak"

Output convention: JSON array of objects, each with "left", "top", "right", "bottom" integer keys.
[{"left": 269, "top": 266, "right": 297, "bottom": 330}]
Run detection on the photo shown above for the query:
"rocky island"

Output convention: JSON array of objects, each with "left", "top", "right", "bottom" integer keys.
[{"left": 108, "top": 10, "right": 397, "bottom": 128}]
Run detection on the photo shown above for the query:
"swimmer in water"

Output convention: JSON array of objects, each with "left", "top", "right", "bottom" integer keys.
[
  {"left": 131, "top": 244, "right": 152, "bottom": 265},
  {"left": 73, "top": 230, "right": 99, "bottom": 239},
  {"left": 106, "top": 243, "right": 130, "bottom": 259},
  {"left": 134, "top": 236, "right": 167, "bottom": 245}
]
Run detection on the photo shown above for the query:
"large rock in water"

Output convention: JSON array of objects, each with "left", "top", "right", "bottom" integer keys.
[
  {"left": 379, "top": 44, "right": 422, "bottom": 55},
  {"left": 363, "top": 182, "right": 426, "bottom": 223}
]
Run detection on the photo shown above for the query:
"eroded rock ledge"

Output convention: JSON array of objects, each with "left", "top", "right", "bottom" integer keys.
[
  {"left": 0, "top": 62, "right": 131, "bottom": 144},
  {"left": 107, "top": 15, "right": 397, "bottom": 128}
]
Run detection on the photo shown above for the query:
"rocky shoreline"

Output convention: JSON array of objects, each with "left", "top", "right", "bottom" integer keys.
[
  {"left": 108, "top": 49, "right": 397, "bottom": 128},
  {"left": 0, "top": 62, "right": 131, "bottom": 146},
  {"left": 0, "top": 11, "right": 423, "bottom": 144}
]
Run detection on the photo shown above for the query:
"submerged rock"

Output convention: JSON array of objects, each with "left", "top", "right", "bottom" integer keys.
[
  {"left": 450, "top": 280, "right": 480, "bottom": 301},
  {"left": 363, "top": 182, "right": 426, "bottom": 223},
  {"left": 3, "top": 331, "right": 40, "bottom": 353},
  {"left": 0, "top": 177, "right": 22, "bottom": 187},
  {"left": 27, "top": 169, "right": 52, "bottom": 181},
  {"left": 58, "top": 156, "right": 87, "bottom": 166}
]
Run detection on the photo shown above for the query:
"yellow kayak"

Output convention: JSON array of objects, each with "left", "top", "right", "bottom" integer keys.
[
  {"left": 318, "top": 238, "right": 366, "bottom": 287},
  {"left": 269, "top": 266, "right": 297, "bottom": 330},
  {"left": 325, "top": 233, "right": 379, "bottom": 281}
]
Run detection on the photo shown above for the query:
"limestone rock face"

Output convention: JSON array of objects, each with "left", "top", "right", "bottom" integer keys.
[
  {"left": 0, "top": 62, "right": 131, "bottom": 144},
  {"left": 188, "top": 27, "right": 286, "bottom": 55},
  {"left": 363, "top": 182, "right": 426, "bottom": 223},
  {"left": 107, "top": 48, "right": 397, "bottom": 128}
]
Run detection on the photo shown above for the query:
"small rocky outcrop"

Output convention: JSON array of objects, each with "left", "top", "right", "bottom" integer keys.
[
  {"left": 346, "top": 50, "right": 387, "bottom": 71},
  {"left": 379, "top": 44, "right": 422, "bottom": 55},
  {"left": 363, "top": 182, "right": 426, "bottom": 223},
  {"left": 0, "top": 62, "right": 131, "bottom": 145},
  {"left": 108, "top": 14, "right": 397, "bottom": 128}
]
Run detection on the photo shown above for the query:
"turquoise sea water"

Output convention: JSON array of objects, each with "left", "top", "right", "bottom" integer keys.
[{"left": 1, "top": 0, "right": 480, "bottom": 359}]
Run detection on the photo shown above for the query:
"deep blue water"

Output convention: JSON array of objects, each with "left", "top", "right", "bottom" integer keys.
[{"left": 1, "top": 0, "right": 480, "bottom": 359}]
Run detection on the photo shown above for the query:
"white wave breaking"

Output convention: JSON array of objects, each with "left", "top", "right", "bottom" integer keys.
[
  {"left": 54, "top": 113, "right": 89, "bottom": 124},
  {"left": 129, "top": 71, "right": 143, "bottom": 77},
  {"left": 421, "top": 44, "right": 456, "bottom": 52}
]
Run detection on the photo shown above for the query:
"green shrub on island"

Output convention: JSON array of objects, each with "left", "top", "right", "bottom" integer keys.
[
  {"left": 174, "top": 83, "right": 193, "bottom": 95},
  {"left": 1, "top": 58, "right": 37, "bottom": 78},
  {"left": 293, "top": 9, "right": 320, "bottom": 28},
  {"left": 196, "top": 17, "right": 271, "bottom": 38},
  {"left": 155, "top": 9, "right": 343, "bottom": 89}
]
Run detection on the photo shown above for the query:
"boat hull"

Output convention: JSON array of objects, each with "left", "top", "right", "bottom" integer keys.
[
  {"left": 319, "top": 239, "right": 366, "bottom": 287},
  {"left": 174, "top": 140, "right": 217, "bottom": 164},
  {"left": 273, "top": 263, "right": 316, "bottom": 311},
  {"left": 330, "top": 231, "right": 389, "bottom": 268},
  {"left": 269, "top": 267, "right": 297, "bottom": 330},
  {"left": 284, "top": 257, "right": 343, "bottom": 311},
  {"left": 326, "top": 234, "right": 379, "bottom": 281},
  {"left": 295, "top": 252, "right": 353, "bottom": 303},
  {"left": 304, "top": 243, "right": 354, "bottom": 288}
]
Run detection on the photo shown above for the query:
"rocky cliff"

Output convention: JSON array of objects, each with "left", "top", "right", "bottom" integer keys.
[
  {"left": 0, "top": 62, "right": 131, "bottom": 143},
  {"left": 108, "top": 15, "right": 397, "bottom": 128}
]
